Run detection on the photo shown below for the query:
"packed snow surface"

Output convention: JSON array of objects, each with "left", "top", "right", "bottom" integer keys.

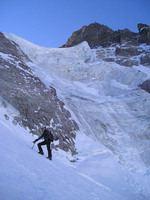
[
  {"left": 0, "top": 101, "right": 149, "bottom": 200},
  {"left": 2, "top": 33, "right": 150, "bottom": 199}
]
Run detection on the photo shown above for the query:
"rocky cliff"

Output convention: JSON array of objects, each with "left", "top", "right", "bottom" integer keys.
[
  {"left": 0, "top": 32, "right": 79, "bottom": 154},
  {"left": 61, "top": 22, "right": 150, "bottom": 48}
]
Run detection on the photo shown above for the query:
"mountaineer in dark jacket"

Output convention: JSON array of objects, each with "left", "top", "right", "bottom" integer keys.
[{"left": 33, "top": 126, "right": 53, "bottom": 160}]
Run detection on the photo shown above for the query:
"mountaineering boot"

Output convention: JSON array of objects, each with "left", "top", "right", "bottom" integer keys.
[
  {"left": 47, "top": 157, "right": 52, "bottom": 160},
  {"left": 38, "top": 151, "right": 44, "bottom": 155}
]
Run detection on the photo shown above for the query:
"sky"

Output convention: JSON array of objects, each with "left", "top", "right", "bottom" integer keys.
[{"left": 0, "top": 0, "right": 150, "bottom": 48}]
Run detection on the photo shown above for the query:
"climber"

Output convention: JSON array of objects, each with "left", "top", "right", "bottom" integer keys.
[{"left": 33, "top": 126, "right": 53, "bottom": 160}]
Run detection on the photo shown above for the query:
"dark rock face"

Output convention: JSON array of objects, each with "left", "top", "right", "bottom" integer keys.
[
  {"left": 115, "top": 46, "right": 144, "bottom": 57},
  {"left": 0, "top": 33, "right": 30, "bottom": 61},
  {"left": 95, "top": 43, "right": 149, "bottom": 67},
  {"left": 116, "top": 58, "right": 138, "bottom": 67},
  {"left": 111, "top": 28, "right": 138, "bottom": 45},
  {"left": 61, "top": 22, "right": 150, "bottom": 48},
  {"left": 61, "top": 22, "right": 114, "bottom": 48},
  {"left": 114, "top": 46, "right": 146, "bottom": 67},
  {"left": 140, "top": 53, "right": 150, "bottom": 66},
  {"left": 139, "top": 80, "right": 150, "bottom": 93},
  {"left": 137, "top": 23, "right": 150, "bottom": 44},
  {"left": 0, "top": 33, "right": 79, "bottom": 154}
]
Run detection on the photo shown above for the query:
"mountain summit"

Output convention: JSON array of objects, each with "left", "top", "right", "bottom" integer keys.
[{"left": 61, "top": 22, "right": 150, "bottom": 48}]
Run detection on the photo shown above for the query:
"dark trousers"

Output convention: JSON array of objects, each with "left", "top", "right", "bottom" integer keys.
[{"left": 38, "top": 140, "right": 52, "bottom": 158}]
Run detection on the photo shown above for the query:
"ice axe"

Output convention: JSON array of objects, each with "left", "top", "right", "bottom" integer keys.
[{"left": 31, "top": 142, "right": 35, "bottom": 149}]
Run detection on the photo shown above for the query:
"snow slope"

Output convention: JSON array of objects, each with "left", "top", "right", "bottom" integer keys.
[
  {"left": 2, "top": 33, "right": 150, "bottom": 199},
  {"left": 0, "top": 100, "right": 145, "bottom": 200}
]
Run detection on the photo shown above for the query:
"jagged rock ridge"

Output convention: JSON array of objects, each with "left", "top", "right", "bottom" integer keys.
[{"left": 61, "top": 22, "right": 150, "bottom": 48}]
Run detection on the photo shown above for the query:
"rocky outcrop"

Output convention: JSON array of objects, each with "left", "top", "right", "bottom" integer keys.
[
  {"left": 139, "top": 80, "right": 150, "bottom": 93},
  {"left": 0, "top": 32, "right": 79, "bottom": 154},
  {"left": 61, "top": 22, "right": 114, "bottom": 48},
  {"left": 111, "top": 28, "right": 138, "bottom": 45},
  {"left": 114, "top": 46, "right": 146, "bottom": 66},
  {"left": 95, "top": 43, "right": 149, "bottom": 67},
  {"left": 140, "top": 53, "right": 150, "bottom": 66},
  {"left": 61, "top": 22, "right": 150, "bottom": 48},
  {"left": 0, "top": 33, "right": 30, "bottom": 61},
  {"left": 115, "top": 46, "right": 144, "bottom": 57},
  {"left": 137, "top": 23, "right": 150, "bottom": 44}
]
